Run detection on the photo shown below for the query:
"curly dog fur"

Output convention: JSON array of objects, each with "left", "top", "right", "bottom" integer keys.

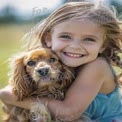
[{"left": 3, "top": 48, "right": 75, "bottom": 122}]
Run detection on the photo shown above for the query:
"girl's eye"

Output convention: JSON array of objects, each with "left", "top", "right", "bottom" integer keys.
[
  {"left": 59, "top": 35, "right": 71, "bottom": 39},
  {"left": 49, "top": 58, "right": 57, "bottom": 63},
  {"left": 83, "top": 38, "right": 96, "bottom": 42},
  {"left": 27, "top": 60, "right": 36, "bottom": 66}
]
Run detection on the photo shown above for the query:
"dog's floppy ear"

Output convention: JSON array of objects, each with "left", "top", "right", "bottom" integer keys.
[{"left": 10, "top": 54, "right": 36, "bottom": 101}]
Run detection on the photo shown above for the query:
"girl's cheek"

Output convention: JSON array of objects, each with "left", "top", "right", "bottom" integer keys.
[
  {"left": 51, "top": 42, "right": 61, "bottom": 50},
  {"left": 52, "top": 46, "right": 60, "bottom": 52},
  {"left": 51, "top": 45, "right": 59, "bottom": 52}
]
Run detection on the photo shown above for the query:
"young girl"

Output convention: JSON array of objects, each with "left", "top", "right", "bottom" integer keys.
[{"left": 0, "top": 2, "right": 122, "bottom": 122}]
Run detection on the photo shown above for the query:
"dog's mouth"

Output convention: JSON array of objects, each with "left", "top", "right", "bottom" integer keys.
[
  {"left": 40, "top": 76, "right": 51, "bottom": 82},
  {"left": 35, "top": 71, "right": 66, "bottom": 82},
  {"left": 35, "top": 76, "right": 57, "bottom": 86},
  {"left": 33, "top": 69, "right": 65, "bottom": 85},
  {"left": 36, "top": 75, "right": 57, "bottom": 83}
]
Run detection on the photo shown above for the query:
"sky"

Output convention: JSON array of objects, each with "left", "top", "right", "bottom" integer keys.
[
  {"left": 0, "top": 0, "right": 63, "bottom": 16},
  {"left": 0, "top": 0, "right": 62, "bottom": 9}
]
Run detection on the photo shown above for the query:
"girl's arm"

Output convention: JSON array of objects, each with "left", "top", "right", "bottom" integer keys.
[
  {"left": 0, "top": 85, "right": 33, "bottom": 109},
  {"left": 0, "top": 58, "right": 107, "bottom": 121}
]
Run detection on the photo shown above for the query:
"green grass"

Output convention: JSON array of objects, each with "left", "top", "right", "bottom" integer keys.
[{"left": 0, "top": 23, "right": 33, "bottom": 121}]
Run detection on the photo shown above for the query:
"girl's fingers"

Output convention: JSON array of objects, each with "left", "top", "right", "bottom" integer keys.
[{"left": 0, "top": 85, "right": 16, "bottom": 104}]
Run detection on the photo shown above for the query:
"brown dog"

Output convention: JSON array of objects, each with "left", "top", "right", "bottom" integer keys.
[{"left": 3, "top": 48, "right": 75, "bottom": 122}]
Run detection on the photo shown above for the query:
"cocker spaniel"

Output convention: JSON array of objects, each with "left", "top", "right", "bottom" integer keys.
[{"left": 3, "top": 48, "right": 75, "bottom": 122}]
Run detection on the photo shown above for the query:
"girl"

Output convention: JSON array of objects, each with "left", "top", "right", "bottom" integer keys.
[{"left": 0, "top": 2, "right": 122, "bottom": 122}]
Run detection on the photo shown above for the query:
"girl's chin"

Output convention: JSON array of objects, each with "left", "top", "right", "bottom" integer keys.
[{"left": 62, "top": 61, "right": 81, "bottom": 67}]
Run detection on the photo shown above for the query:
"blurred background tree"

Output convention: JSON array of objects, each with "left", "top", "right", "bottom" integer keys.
[
  {"left": 0, "top": 5, "right": 17, "bottom": 23},
  {"left": 109, "top": 0, "right": 122, "bottom": 19}
]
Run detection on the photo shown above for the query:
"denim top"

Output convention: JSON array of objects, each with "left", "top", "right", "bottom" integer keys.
[{"left": 82, "top": 85, "right": 122, "bottom": 121}]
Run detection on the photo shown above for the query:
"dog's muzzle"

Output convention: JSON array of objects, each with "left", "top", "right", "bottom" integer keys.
[{"left": 36, "top": 67, "right": 49, "bottom": 76}]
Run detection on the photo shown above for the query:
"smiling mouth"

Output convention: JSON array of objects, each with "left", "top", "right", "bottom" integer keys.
[{"left": 64, "top": 52, "right": 84, "bottom": 58}]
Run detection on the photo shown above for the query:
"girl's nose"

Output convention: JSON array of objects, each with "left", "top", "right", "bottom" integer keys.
[{"left": 70, "top": 39, "right": 82, "bottom": 49}]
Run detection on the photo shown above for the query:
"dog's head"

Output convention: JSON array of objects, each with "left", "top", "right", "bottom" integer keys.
[
  {"left": 10, "top": 48, "right": 74, "bottom": 100},
  {"left": 24, "top": 48, "right": 67, "bottom": 85}
]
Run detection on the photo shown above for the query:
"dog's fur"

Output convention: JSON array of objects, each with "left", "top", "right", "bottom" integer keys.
[{"left": 3, "top": 48, "right": 75, "bottom": 122}]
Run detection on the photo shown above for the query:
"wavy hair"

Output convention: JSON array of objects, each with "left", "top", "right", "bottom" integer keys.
[{"left": 23, "top": 2, "right": 122, "bottom": 79}]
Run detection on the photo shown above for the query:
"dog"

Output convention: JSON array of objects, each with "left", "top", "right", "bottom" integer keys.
[{"left": 2, "top": 48, "right": 75, "bottom": 122}]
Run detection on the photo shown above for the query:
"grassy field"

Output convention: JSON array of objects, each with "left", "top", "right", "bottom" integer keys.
[{"left": 0, "top": 23, "right": 33, "bottom": 121}]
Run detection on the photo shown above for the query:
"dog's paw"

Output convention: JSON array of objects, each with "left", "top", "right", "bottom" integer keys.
[{"left": 30, "top": 102, "right": 51, "bottom": 122}]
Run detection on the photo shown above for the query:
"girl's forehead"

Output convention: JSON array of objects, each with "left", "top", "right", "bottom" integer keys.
[
  {"left": 53, "top": 19, "right": 100, "bottom": 29},
  {"left": 52, "top": 19, "right": 105, "bottom": 37}
]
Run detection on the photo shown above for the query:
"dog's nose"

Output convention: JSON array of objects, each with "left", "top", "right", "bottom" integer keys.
[{"left": 36, "top": 67, "right": 49, "bottom": 76}]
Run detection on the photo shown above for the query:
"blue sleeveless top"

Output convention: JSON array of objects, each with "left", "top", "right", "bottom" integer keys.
[{"left": 82, "top": 85, "right": 122, "bottom": 122}]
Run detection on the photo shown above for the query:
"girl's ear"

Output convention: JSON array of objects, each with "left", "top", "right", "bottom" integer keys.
[
  {"left": 99, "top": 46, "right": 106, "bottom": 53},
  {"left": 99, "top": 35, "right": 107, "bottom": 54},
  {"left": 45, "top": 32, "right": 52, "bottom": 48},
  {"left": 99, "top": 42, "right": 107, "bottom": 54}
]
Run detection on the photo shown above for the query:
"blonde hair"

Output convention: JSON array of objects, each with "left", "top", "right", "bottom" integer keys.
[{"left": 23, "top": 2, "right": 122, "bottom": 79}]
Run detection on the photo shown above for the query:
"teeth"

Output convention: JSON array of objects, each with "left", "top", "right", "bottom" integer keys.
[{"left": 65, "top": 52, "right": 82, "bottom": 57}]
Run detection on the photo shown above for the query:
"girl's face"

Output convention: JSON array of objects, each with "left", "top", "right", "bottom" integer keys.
[{"left": 47, "top": 19, "right": 105, "bottom": 67}]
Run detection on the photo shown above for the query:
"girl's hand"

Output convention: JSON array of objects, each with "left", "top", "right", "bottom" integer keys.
[
  {"left": 0, "top": 86, "right": 35, "bottom": 109},
  {"left": 0, "top": 85, "right": 16, "bottom": 104}
]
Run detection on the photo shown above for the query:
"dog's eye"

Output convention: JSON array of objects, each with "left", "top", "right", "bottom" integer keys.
[
  {"left": 27, "top": 60, "right": 36, "bottom": 66},
  {"left": 49, "top": 58, "right": 57, "bottom": 63}
]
